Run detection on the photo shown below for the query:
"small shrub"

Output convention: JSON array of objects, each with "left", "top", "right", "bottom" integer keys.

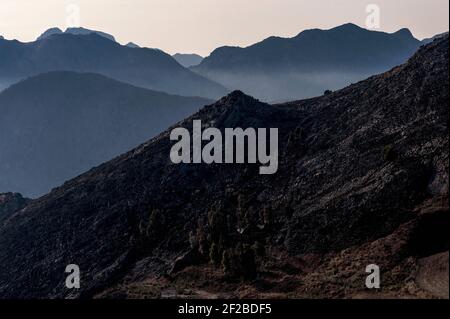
[
  {"left": 383, "top": 144, "right": 397, "bottom": 162},
  {"left": 221, "top": 244, "right": 257, "bottom": 280},
  {"left": 252, "top": 241, "right": 266, "bottom": 258},
  {"left": 209, "top": 243, "right": 221, "bottom": 266},
  {"left": 221, "top": 249, "right": 233, "bottom": 275}
]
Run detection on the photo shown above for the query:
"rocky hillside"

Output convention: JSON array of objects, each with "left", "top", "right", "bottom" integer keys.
[{"left": 0, "top": 36, "right": 447, "bottom": 299}]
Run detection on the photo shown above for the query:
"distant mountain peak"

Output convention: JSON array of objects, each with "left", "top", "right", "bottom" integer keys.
[
  {"left": 333, "top": 22, "right": 363, "bottom": 31},
  {"left": 296, "top": 23, "right": 415, "bottom": 39},
  {"left": 126, "top": 42, "right": 140, "bottom": 48},
  {"left": 298, "top": 23, "right": 364, "bottom": 36},
  {"left": 65, "top": 27, "right": 116, "bottom": 42},
  {"left": 393, "top": 28, "right": 414, "bottom": 38},
  {"left": 37, "top": 27, "right": 63, "bottom": 40},
  {"left": 36, "top": 27, "right": 116, "bottom": 42},
  {"left": 173, "top": 53, "right": 204, "bottom": 68}
]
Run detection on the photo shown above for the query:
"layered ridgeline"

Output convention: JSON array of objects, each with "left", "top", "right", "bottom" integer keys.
[
  {"left": 192, "top": 23, "right": 422, "bottom": 102},
  {"left": 0, "top": 30, "right": 227, "bottom": 99},
  {"left": 0, "top": 71, "right": 211, "bottom": 197},
  {"left": 0, "top": 37, "right": 448, "bottom": 299}
]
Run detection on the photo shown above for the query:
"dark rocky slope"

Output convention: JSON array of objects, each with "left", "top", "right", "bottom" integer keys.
[{"left": 0, "top": 37, "right": 448, "bottom": 299}]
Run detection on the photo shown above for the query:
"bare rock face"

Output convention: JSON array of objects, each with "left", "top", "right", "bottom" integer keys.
[{"left": 0, "top": 37, "right": 448, "bottom": 299}]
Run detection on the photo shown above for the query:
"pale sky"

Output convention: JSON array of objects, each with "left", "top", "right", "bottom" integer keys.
[{"left": 0, "top": 0, "right": 448, "bottom": 56}]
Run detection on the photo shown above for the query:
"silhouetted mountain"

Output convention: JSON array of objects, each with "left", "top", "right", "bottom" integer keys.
[
  {"left": 0, "top": 36, "right": 447, "bottom": 299},
  {"left": 192, "top": 23, "right": 422, "bottom": 101},
  {"left": 0, "top": 32, "right": 227, "bottom": 99},
  {"left": 36, "top": 27, "right": 63, "bottom": 40},
  {"left": 65, "top": 27, "right": 116, "bottom": 42},
  {"left": 126, "top": 42, "right": 140, "bottom": 48},
  {"left": 173, "top": 53, "right": 204, "bottom": 67},
  {"left": 0, "top": 71, "right": 211, "bottom": 197},
  {"left": 37, "top": 27, "right": 116, "bottom": 42}
]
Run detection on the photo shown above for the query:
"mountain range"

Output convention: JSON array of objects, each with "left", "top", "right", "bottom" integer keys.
[
  {"left": 0, "top": 71, "right": 211, "bottom": 197},
  {"left": 0, "top": 35, "right": 447, "bottom": 299},
  {"left": 0, "top": 31, "right": 227, "bottom": 99},
  {"left": 192, "top": 23, "right": 423, "bottom": 101}
]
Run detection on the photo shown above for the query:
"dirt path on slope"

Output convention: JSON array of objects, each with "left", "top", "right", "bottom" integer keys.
[{"left": 416, "top": 252, "right": 449, "bottom": 299}]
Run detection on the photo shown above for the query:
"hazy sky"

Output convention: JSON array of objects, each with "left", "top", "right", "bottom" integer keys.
[{"left": 0, "top": 0, "right": 448, "bottom": 56}]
